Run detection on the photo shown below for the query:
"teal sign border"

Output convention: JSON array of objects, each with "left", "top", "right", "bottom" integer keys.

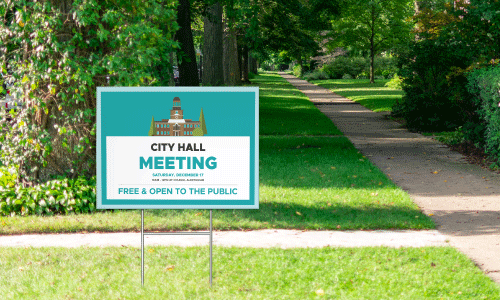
[{"left": 97, "top": 87, "right": 259, "bottom": 209}]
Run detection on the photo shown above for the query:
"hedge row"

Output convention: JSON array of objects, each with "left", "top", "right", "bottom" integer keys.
[
  {"left": 466, "top": 67, "right": 500, "bottom": 165},
  {"left": 320, "top": 56, "right": 397, "bottom": 80},
  {"left": 0, "top": 169, "right": 96, "bottom": 216}
]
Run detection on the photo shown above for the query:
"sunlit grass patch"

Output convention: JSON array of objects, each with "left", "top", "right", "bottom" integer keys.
[
  {"left": 312, "top": 79, "right": 403, "bottom": 112},
  {"left": 1, "top": 246, "right": 498, "bottom": 299},
  {"left": 253, "top": 73, "right": 343, "bottom": 136}
]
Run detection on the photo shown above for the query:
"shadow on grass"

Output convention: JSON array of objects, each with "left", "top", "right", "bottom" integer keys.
[
  {"left": 259, "top": 136, "right": 389, "bottom": 189},
  {"left": 145, "top": 201, "right": 434, "bottom": 231}
]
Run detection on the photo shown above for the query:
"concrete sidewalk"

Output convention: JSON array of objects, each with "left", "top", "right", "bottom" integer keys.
[
  {"left": 0, "top": 229, "right": 448, "bottom": 248},
  {"left": 279, "top": 72, "right": 500, "bottom": 283}
]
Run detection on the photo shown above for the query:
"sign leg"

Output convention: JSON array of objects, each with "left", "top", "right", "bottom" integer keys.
[
  {"left": 210, "top": 209, "right": 213, "bottom": 287},
  {"left": 141, "top": 209, "right": 144, "bottom": 286}
]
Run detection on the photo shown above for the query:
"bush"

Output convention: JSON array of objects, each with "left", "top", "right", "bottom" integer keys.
[
  {"left": 321, "top": 56, "right": 350, "bottom": 79},
  {"left": 0, "top": 0, "right": 178, "bottom": 183},
  {"left": 0, "top": 176, "right": 96, "bottom": 216},
  {"left": 0, "top": 166, "right": 17, "bottom": 189},
  {"left": 385, "top": 74, "right": 403, "bottom": 89},
  {"left": 392, "top": 40, "right": 473, "bottom": 131},
  {"left": 466, "top": 66, "right": 500, "bottom": 165},
  {"left": 374, "top": 57, "right": 398, "bottom": 79},
  {"left": 347, "top": 57, "right": 367, "bottom": 78},
  {"left": 292, "top": 64, "right": 303, "bottom": 77},
  {"left": 434, "top": 127, "right": 465, "bottom": 146},
  {"left": 321, "top": 56, "right": 395, "bottom": 80},
  {"left": 303, "top": 70, "right": 329, "bottom": 81}
]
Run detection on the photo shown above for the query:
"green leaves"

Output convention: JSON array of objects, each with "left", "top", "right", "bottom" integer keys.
[
  {"left": 0, "top": 0, "right": 179, "bottom": 182},
  {"left": 0, "top": 176, "right": 97, "bottom": 216}
]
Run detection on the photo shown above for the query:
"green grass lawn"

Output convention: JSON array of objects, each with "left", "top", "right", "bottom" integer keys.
[
  {"left": 311, "top": 79, "right": 403, "bottom": 112},
  {"left": 255, "top": 73, "right": 343, "bottom": 136},
  {"left": 0, "top": 135, "right": 433, "bottom": 234},
  {"left": 1, "top": 246, "right": 499, "bottom": 299}
]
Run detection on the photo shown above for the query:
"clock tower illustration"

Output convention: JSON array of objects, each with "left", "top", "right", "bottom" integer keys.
[{"left": 148, "top": 97, "right": 206, "bottom": 136}]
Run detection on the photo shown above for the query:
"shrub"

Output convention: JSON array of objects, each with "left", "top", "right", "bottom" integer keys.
[
  {"left": 0, "top": 176, "right": 96, "bottom": 216},
  {"left": 293, "top": 64, "right": 303, "bottom": 77},
  {"left": 392, "top": 40, "right": 473, "bottom": 131},
  {"left": 0, "top": 166, "right": 17, "bottom": 189},
  {"left": 0, "top": 0, "right": 178, "bottom": 183},
  {"left": 321, "top": 56, "right": 349, "bottom": 79},
  {"left": 347, "top": 57, "right": 367, "bottom": 79},
  {"left": 303, "top": 70, "right": 329, "bottom": 81},
  {"left": 374, "top": 57, "right": 398, "bottom": 79},
  {"left": 385, "top": 74, "right": 403, "bottom": 89},
  {"left": 466, "top": 66, "right": 500, "bottom": 165},
  {"left": 321, "top": 56, "right": 395, "bottom": 80},
  {"left": 434, "top": 127, "right": 465, "bottom": 146}
]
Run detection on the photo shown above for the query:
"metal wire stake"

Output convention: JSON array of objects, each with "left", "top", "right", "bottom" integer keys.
[
  {"left": 141, "top": 209, "right": 144, "bottom": 286},
  {"left": 210, "top": 209, "right": 213, "bottom": 286}
]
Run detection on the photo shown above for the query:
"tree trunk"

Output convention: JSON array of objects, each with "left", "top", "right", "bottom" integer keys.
[
  {"left": 241, "top": 44, "right": 249, "bottom": 82},
  {"left": 223, "top": 6, "right": 241, "bottom": 86},
  {"left": 175, "top": 0, "right": 199, "bottom": 86},
  {"left": 202, "top": 2, "right": 223, "bottom": 86},
  {"left": 237, "top": 43, "right": 242, "bottom": 80},
  {"left": 369, "top": 4, "right": 375, "bottom": 84},
  {"left": 249, "top": 54, "right": 258, "bottom": 74},
  {"left": 169, "top": 52, "right": 175, "bottom": 86}
]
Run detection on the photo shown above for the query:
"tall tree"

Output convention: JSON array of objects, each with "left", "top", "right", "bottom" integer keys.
[
  {"left": 175, "top": 0, "right": 200, "bottom": 86},
  {"left": 202, "top": 2, "right": 224, "bottom": 86},
  {"left": 223, "top": 3, "right": 241, "bottom": 86},
  {"left": 328, "top": 0, "right": 413, "bottom": 83},
  {"left": 255, "top": 0, "right": 340, "bottom": 76}
]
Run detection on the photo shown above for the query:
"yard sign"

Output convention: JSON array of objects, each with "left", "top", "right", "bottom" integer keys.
[{"left": 97, "top": 87, "right": 259, "bottom": 209}]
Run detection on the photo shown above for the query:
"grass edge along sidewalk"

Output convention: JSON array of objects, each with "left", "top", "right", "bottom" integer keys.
[
  {"left": 0, "top": 72, "right": 433, "bottom": 234},
  {"left": 2, "top": 246, "right": 500, "bottom": 299},
  {"left": 310, "top": 78, "right": 402, "bottom": 113}
]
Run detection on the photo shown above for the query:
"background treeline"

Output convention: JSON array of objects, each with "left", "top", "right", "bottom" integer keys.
[{"left": 392, "top": 0, "right": 500, "bottom": 167}]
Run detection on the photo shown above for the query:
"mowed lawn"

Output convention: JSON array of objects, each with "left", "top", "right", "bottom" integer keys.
[
  {"left": 1, "top": 246, "right": 499, "bottom": 299},
  {"left": 0, "top": 73, "right": 433, "bottom": 234},
  {"left": 255, "top": 73, "right": 343, "bottom": 136},
  {"left": 311, "top": 78, "right": 403, "bottom": 112}
]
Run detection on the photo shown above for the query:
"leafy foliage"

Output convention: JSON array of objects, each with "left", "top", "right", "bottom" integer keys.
[
  {"left": 393, "top": 40, "right": 472, "bottom": 131},
  {"left": 393, "top": 0, "right": 500, "bottom": 134},
  {"left": 0, "top": 175, "right": 96, "bottom": 216},
  {"left": 321, "top": 56, "right": 350, "bottom": 79},
  {"left": 384, "top": 74, "right": 403, "bottom": 89},
  {"left": 466, "top": 66, "right": 500, "bottom": 165},
  {"left": 303, "top": 70, "right": 329, "bottom": 81},
  {"left": 292, "top": 64, "right": 303, "bottom": 78},
  {"left": 0, "top": 0, "right": 178, "bottom": 183},
  {"left": 0, "top": 166, "right": 17, "bottom": 189},
  {"left": 328, "top": 0, "right": 413, "bottom": 82},
  {"left": 321, "top": 56, "right": 397, "bottom": 80}
]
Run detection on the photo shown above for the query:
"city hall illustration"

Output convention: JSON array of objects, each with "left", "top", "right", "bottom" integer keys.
[{"left": 148, "top": 97, "right": 206, "bottom": 136}]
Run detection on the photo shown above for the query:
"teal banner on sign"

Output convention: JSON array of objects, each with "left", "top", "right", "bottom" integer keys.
[{"left": 97, "top": 87, "right": 259, "bottom": 209}]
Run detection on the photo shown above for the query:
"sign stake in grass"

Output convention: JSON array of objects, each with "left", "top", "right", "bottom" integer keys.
[
  {"left": 97, "top": 87, "right": 259, "bottom": 286},
  {"left": 140, "top": 209, "right": 213, "bottom": 286}
]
